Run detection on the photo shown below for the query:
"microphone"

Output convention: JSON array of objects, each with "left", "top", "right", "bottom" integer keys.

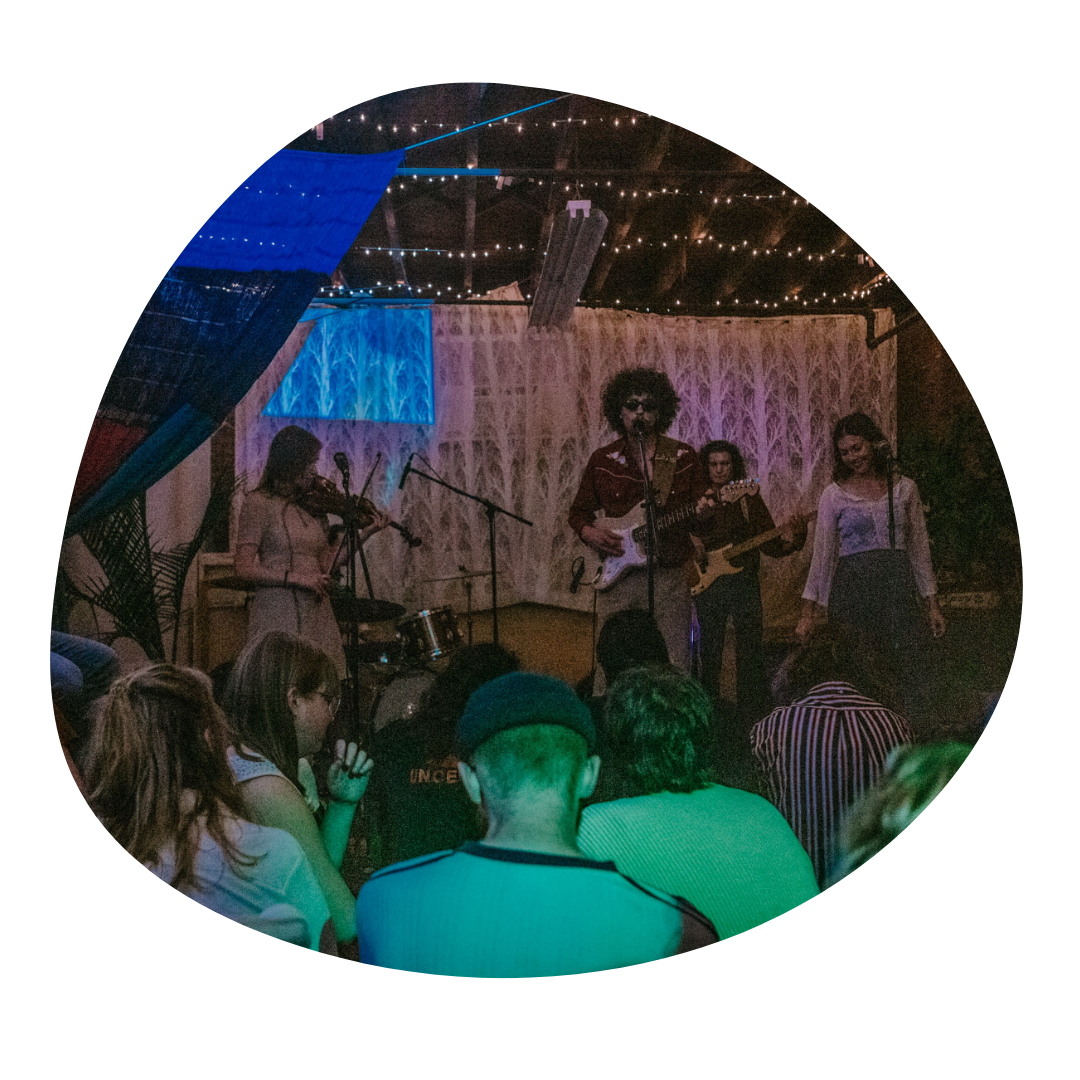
[
  {"left": 333, "top": 451, "right": 350, "bottom": 480},
  {"left": 631, "top": 418, "right": 647, "bottom": 435},
  {"left": 872, "top": 439, "right": 892, "bottom": 457},
  {"left": 569, "top": 556, "right": 586, "bottom": 594},
  {"left": 398, "top": 452, "right": 415, "bottom": 492}
]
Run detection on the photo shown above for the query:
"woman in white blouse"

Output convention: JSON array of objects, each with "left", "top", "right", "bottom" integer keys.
[{"left": 796, "top": 413, "right": 944, "bottom": 713}]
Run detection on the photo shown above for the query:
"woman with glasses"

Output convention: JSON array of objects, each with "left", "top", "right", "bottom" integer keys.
[
  {"left": 569, "top": 368, "right": 707, "bottom": 678},
  {"left": 224, "top": 630, "right": 373, "bottom": 945}
]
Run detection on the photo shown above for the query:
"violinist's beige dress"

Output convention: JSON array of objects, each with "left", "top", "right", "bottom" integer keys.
[{"left": 236, "top": 490, "right": 346, "bottom": 677}]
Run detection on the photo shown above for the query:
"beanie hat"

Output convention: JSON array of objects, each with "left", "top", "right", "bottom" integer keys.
[{"left": 455, "top": 672, "right": 597, "bottom": 759}]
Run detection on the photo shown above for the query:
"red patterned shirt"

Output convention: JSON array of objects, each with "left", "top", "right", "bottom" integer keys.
[{"left": 569, "top": 436, "right": 704, "bottom": 567}]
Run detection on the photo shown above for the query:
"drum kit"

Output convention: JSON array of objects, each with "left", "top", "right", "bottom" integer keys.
[
  {"left": 347, "top": 570, "right": 491, "bottom": 732},
  {"left": 213, "top": 567, "right": 493, "bottom": 734}
]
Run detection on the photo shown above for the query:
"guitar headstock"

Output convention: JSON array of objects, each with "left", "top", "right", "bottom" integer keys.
[{"left": 720, "top": 479, "right": 760, "bottom": 503}]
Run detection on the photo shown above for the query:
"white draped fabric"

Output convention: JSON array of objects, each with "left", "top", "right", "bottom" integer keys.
[{"left": 235, "top": 305, "right": 895, "bottom": 630}]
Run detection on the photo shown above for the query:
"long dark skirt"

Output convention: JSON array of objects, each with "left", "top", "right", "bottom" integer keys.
[{"left": 829, "top": 549, "right": 935, "bottom": 727}]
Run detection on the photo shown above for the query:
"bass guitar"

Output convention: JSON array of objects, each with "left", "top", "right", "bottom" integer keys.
[
  {"left": 589, "top": 480, "right": 760, "bottom": 592},
  {"left": 689, "top": 510, "right": 815, "bottom": 596}
]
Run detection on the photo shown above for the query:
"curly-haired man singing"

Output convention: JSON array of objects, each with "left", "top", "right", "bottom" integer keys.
[{"left": 568, "top": 368, "right": 707, "bottom": 676}]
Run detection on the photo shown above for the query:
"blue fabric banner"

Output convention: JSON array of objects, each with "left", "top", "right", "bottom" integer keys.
[{"left": 67, "top": 148, "right": 402, "bottom": 534}]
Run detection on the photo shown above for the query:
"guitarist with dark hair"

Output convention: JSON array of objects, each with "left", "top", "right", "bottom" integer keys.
[
  {"left": 691, "top": 441, "right": 808, "bottom": 756},
  {"left": 569, "top": 368, "right": 708, "bottom": 676}
]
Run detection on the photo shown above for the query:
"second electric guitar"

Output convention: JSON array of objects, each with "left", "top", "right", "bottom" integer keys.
[
  {"left": 590, "top": 480, "right": 760, "bottom": 592},
  {"left": 689, "top": 509, "right": 815, "bottom": 596}
]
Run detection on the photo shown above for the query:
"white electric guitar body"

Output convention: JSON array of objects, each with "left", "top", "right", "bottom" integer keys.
[{"left": 590, "top": 480, "right": 759, "bottom": 592}]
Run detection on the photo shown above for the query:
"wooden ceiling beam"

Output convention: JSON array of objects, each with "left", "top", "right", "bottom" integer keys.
[
  {"left": 585, "top": 124, "right": 673, "bottom": 299},
  {"left": 462, "top": 84, "right": 485, "bottom": 293},
  {"left": 524, "top": 118, "right": 573, "bottom": 297}
]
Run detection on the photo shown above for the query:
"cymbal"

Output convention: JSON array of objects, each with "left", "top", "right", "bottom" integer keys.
[
  {"left": 420, "top": 570, "right": 498, "bottom": 583},
  {"left": 330, "top": 594, "right": 406, "bottom": 623}
]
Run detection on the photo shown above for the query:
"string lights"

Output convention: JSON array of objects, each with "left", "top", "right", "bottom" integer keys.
[
  {"left": 376, "top": 170, "right": 804, "bottom": 204},
  {"left": 353, "top": 239, "right": 860, "bottom": 263},
  {"left": 318, "top": 275, "right": 891, "bottom": 311},
  {"left": 333, "top": 112, "right": 652, "bottom": 128}
]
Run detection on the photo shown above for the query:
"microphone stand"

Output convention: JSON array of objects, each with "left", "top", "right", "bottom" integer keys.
[
  {"left": 336, "top": 466, "right": 363, "bottom": 740},
  {"left": 336, "top": 453, "right": 379, "bottom": 741},
  {"left": 354, "top": 455, "right": 380, "bottom": 602},
  {"left": 879, "top": 439, "right": 904, "bottom": 712},
  {"left": 405, "top": 464, "right": 533, "bottom": 645},
  {"left": 633, "top": 422, "right": 658, "bottom": 618}
]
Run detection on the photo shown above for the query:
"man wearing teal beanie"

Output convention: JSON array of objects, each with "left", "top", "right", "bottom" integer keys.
[{"left": 357, "top": 672, "right": 717, "bottom": 976}]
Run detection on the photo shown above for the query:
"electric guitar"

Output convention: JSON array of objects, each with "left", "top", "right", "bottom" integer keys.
[
  {"left": 689, "top": 510, "right": 815, "bottom": 596},
  {"left": 589, "top": 480, "right": 760, "bottom": 592}
]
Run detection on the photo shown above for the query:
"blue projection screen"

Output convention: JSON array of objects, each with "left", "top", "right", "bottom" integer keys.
[{"left": 264, "top": 305, "right": 434, "bottom": 423}]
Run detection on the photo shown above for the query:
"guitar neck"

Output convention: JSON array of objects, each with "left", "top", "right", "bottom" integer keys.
[
  {"left": 627, "top": 499, "right": 699, "bottom": 546},
  {"left": 725, "top": 525, "right": 785, "bottom": 559},
  {"left": 723, "top": 511, "right": 816, "bottom": 559}
]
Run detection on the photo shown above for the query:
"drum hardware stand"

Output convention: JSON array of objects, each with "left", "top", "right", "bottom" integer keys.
[
  {"left": 461, "top": 569, "right": 474, "bottom": 645},
  {"left": 420, "top": 569, "right": 491, "bottom": 647},
  {"left": 404, "top": 463, "right": 532, "bottom": 645}
]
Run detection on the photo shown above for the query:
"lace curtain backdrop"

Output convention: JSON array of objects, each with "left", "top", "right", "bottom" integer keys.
[{"left": 235, "top": 304, "right": 895, "bottom": 630}]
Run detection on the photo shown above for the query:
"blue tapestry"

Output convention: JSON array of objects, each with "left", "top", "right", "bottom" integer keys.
[
  {"left": 264, "top": 305, "right": 435, "bottom": 424},
  {"left": 67, "top": 148, "right": 403, "bottom": 535}
]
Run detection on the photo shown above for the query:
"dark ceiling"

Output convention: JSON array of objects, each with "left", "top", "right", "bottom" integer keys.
[{"left": 286, "top": 83, "right": 911, "bottom": 321}]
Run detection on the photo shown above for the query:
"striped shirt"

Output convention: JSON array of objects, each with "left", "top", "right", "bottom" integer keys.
[{"left": 750, "top": 682, "right": 914, "bottom": 885}]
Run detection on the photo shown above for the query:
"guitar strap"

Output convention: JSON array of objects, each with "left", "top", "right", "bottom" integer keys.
[{"left": 650, "top": 436, "right": 679, "bottom": 508}]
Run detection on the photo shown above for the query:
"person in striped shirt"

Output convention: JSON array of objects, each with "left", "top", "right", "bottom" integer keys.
[{"left": 750, "top": 629, "right": 915, "bottom": 886}]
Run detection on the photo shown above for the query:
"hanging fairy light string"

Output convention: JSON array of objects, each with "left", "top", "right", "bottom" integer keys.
[
  {"left": 319, "top": 275, "right": 891, "bottom": 309},
  {"left": 327, "top": 111, "right": 653, "bottom": 131},
  {"left": 317, "top": 282, "right": 538, "bottom": 302},
  {"left": 379, "top": 172, "right": 805, "bottom": 204},
  {"left": 350, "top": 239, "right": 863, "bottom": 264}
]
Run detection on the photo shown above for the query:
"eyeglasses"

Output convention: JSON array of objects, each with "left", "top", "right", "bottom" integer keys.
[
  {"left": 622, "top": 398, "right": 657, "bottom": 413},
  {"left": 315, "top": 690, "right": 341, "bottom": 715}
]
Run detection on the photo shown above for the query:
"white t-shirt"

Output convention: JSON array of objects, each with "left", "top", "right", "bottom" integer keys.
[{"left": 151, "top": 816, "right": 330, "bottom": 950}]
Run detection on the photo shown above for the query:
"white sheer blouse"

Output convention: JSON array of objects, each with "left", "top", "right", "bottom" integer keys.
[{"left": 802, "top": 476, "right": 937, "bottom": 606}]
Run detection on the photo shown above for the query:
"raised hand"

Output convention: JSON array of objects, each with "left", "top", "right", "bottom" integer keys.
[{"left": 326, "top": 740, "right": 374, "bottom": 805}]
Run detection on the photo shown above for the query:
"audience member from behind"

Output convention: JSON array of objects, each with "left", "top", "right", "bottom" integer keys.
[
  {"left": 357, "top": 672, "right": 718, "bottom": 976},
  {"left": 828, "top": 741, "right": 972, "bottom": 886},
  {"left": 84, "top": 664, "right": 330, "bottom": 949},
  {"left": 751, "top": 628, "right": 915, "bottom": 886},
  {"left": 590, "top": 608, "right": 669, "bottom": 722},
  {"left": 366, "top": 643, "right": 519, "bottom": 870},
  {"left": 578, "top": 668, "right": 818, "bottom": 939},
  {"left": 224, "top": 631, "right": 372, "bottom": 944}
]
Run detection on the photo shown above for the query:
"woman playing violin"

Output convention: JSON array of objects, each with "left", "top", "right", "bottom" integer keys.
[{"left": 235, "top": 426, "right": 389, "bottom": 678}]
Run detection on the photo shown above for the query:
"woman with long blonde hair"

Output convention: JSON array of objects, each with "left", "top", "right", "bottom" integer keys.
[{"left": 84, "top": 664, "right": 331, "bottom": 948}]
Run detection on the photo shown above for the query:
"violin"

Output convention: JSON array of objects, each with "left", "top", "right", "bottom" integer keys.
[{"left": 298, "top": 475, "right": 423, "bottom": 548}]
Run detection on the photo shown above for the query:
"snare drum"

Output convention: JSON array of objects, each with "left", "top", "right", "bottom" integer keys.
[
  {"left": 397, "top": 607, "right": 462, "bottom": 664},
  {"left": 371, "top": 669, "right": 438, "bottom": 731}
]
